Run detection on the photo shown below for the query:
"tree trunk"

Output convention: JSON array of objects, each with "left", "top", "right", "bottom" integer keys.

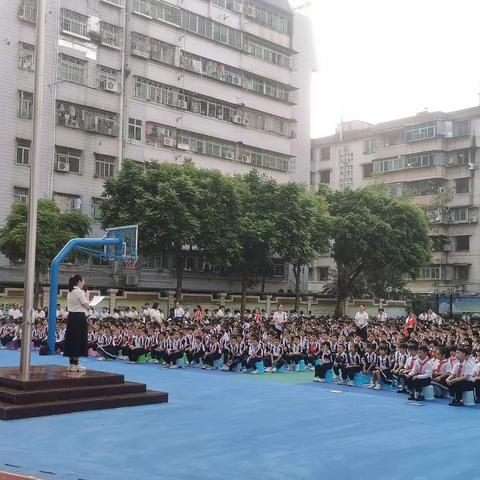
[
  {"left": 174, "top": 253, "right": 183, "bottom": 303},
  {"left": 34, "top": 270, "right": 40, "bottom": 309},
  {"left": 261, "top": 274, "right": 266, "bottom": 293},
  {"left": 334, "top": 276, "right": 346, "bottom": 317},
  {"left": 294, "top": 265, "right": 301, "bottom": 312},
  {"left": 241, "top": 269, "right": 248, "bottom": 320}
]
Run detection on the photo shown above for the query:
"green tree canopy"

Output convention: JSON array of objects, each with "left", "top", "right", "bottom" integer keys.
[{"left": 318, "top": 188, "right": 432, "bottom": 315}]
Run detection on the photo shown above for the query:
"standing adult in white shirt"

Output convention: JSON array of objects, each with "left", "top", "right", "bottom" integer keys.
[
  {"left": 354, "top": 304, "right": 369, "bottom": 341},
  {"left": 377, "top": 308, "right": 388, "bottom": 322},
  {"left": 174, "top": 302, "right": 185, "bottom": 323},
  {"left": 425, "top": 308, "right": 438, "bottom": 324},
  {"left": 63, "top": 274, "right": 90, "bottom": 372},
  {"left": 272, "top": 305, "right": 288, "bottom": 332}
]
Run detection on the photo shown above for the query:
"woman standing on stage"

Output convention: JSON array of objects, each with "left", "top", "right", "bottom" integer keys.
[{"left": 64, "top": 274, "right": 90, "bottom": 372}]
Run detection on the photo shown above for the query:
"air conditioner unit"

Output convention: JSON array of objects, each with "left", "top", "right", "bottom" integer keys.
[
  {"left": 243, "top": 117, "right": 250, "bottom": 126},
  {"left": 246, "top": 5, "right": 257, "bottom": 17},
  {"left": 163, "top": 137, "right": 175, "bottom": 147},
  {"left": 232, "top": 1, "right": 243, "bottom": 13},
  {"left": 22, "top": 57, "right": 33, "bottom": 70},
  {"left": 178, "top": 100, "right": 188, "bottom": 109},
  {"left": 56, "top": 161, "right": 69, "bottom": 172},
  {"left": 233, "top": 115, "right": 243, "bottom": 124},
  {"left": 231, "top": 74, "right": 242, "bottom": 86},
  {"left": 104, "top": 79, "right": 118, "bottom": 92},
  {"left": 443, "top": 244, "right": 451, "bottom": 252},
  {"left": 225, "top": 151, "right": 235, "bottom": 160},
  {"left": 72, "top": 197, "right": 82, "bottom": 210},
  {"left": 178, "top": 143, "right": 190, "bottom": 151},
  {"left": 242, "top": 154, "right": 251, "bottom": 164}
]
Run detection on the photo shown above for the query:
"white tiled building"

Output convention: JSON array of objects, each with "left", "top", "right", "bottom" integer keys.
[
  {"left": 0, "top": 0, "right": 314, "bottom": 293},
  {"left": 310, "top": 108, "right": 480, "bottom": 297}
]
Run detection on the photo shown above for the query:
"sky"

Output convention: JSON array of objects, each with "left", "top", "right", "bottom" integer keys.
[{"left": 292, "top": 0, "right": 480, "bottom": 138}]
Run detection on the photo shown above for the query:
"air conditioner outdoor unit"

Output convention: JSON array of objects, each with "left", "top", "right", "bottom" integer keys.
[
  {"left": 247, "top": 6, "right": 257, "bottom": 17},
  {"left": 242, "top": 154, "right": 251, "bottom": 163},
  {"left": 443, "top": 244, "right": 451, "bottom": 252},
  {"left": 178, "top": 143, "right": 190, "bottom": 151},
  {"left": 232, "top": 1, "right": 243, "bottom": 13},
  {"left": 231, "top": 74, "right": 242, "bottom": 86},
  {"left": 225, "top": 151, "right": 235, "bottom": 160},
  {"left": 22, "top": 57, "right": 33, "bottom": 70},
  {"left": 56, "top": 161, "right": 69, "bottom": 172},
  {"left": 163, "top": 137, "right": 175, "bottom": 147},
  {"left": 103, "top": 79, "right": 118, "bottom": 92},
  {"left": 245, "top": 44, "right": 254, "bottom": 54},
  {"left": 178, "top": 100, "right": 188, "bottom": 109},
  {"left": 233, "top": 115, "right": 243, "bottom": 124},
  {"left": 126, "top": 274, "right": 139, "bottom": 286},
  {"left": 243, "top": 117, "right": 250, "bottom": 126}
]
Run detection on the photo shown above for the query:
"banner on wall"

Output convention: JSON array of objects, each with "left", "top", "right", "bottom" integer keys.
[{"left": 438, "top": 296, "right": 480, "bottom": 316}]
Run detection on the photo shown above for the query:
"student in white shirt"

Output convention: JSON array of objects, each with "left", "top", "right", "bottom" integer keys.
[
  {"left": 377, "top": 308, "right": 388, "bottom": 322},
  {"left": 273, "top": 305, "right": 288, "bottom": 332},
  {"left": 354, "top": 304, "right": 369, "bottom": 341},
  {"left": 446, "top": 347, "right": 475, "bottom": 406},
  {"left": 405, "top": 345, "right": 433, "bottom": 401},
  {"left": 174, "top": 302, "right": 185, "bottom": 322}
]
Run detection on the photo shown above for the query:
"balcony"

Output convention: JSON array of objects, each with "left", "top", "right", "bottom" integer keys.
[
  {"left": 56, "top": 100, "right": 120, "bottom": 137},
  {"left": 378, "top": 165, "right": 447, "bottom": 183},
  {"left": 375, "top": 137, "right": 447, "bottom": 160}
]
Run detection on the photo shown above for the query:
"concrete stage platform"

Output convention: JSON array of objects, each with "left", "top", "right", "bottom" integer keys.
[{"left": 0, "top": 365, "right": 168, "bottom": 420}]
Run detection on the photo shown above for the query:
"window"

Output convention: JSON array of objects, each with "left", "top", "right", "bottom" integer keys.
[
  {"left": 95, "top": 154, "right": 115, "bottom": 178},
  {"left": 92, "top": 198, "right": 103, "bottom": 221},
  {"left": 54, "top": 193, "right": 81, "bottom": 213},
  {"left": 16, "top": 138, "right": 31, "bottom": 166},
  {"left": 319, "top": 170, "right": 331, "bottom": 184},
  {"left": 273, "top": 263, "right": 285, "bottom": 277},
  {"left": 407, "top": 153, "right": 433, "bottom": 168},
  {"left": 128, "top": 118, "right": 142, "bottom": 141},
  {"left": 454, "top": 119, "right": 471, "bottom": 137},
  {"left": 364, "top": 138, "right": 375, "bottom": 154},
  {"left": 19, "top": 0, "right": 36, "bottom": 22},
  {"left": 55, "top": 146, "right": 81, "bottom": 174},
  {"left": 13, "top": 186, "right": 29, "bottom": 204},
  {"left": 97, "top": 65, "right": 120, "bottom": 92},
  {"left": 362, "top": 163, "right": 373, "bottom": 178},
  {"left": 212, "top": 0, "right": 243, "bottom": 15},
  {"left": 321, "top": 147, "right": 330, "bottom": 161},
  {"left": 101, "top": 22, "right": 122, "bottom": 49},
  {"left": 318, "top": 267, "right": 329, "bottom": 281},
  {"left": 60, "top": 9, "right": 89, "bottom": 39},
  {"left": 455, "top": 178, "right": 470, "bottom": 194},
  {"left": 420, "top": 266, "right": 441, "bottom": 280},
  {"left": 18, "top": 42, "right": 35, "bottom": 70},
  {"left": 18, "top": 90, "right": 33, "bottom": 119},
  {"left": 455, "top": 236, "right": 470, "bottom": 251},
  {"left": 450, "top": 207, "right": 467, "bottom": 223},
  {"left": 245, "top": 1, "right": 291, "bottom": 35},
  {"left": 133, "top": 0, "right": 152, "bottom": 16},
  {"left": 405, "top": 123, "right": 435, "bottom": 142},
  {"left": 58, "top": 53, "right": 87, "bottom": 84},
  {"left": 431, "top": 237, "right": 443, "bottom": 252},
  {"left": 455, "top": 265, "right": 470, "bottom": 281}
]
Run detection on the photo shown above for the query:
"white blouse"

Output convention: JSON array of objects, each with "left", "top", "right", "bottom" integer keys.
[{"left": 67, "top": 286, "right": 88, "bottom": 313}]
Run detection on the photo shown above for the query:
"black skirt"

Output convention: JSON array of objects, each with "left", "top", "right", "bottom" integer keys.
[{"left": 63, "top": 312, "right": 88, "bottom": 357}]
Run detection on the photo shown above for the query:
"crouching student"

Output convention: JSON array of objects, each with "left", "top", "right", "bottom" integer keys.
[
  {"left": 265, "top": 337, "right": 284, "bottom": 373},
  {"left": 332, "top": 344, "right": 348, "bottom": 383},
  {"left": 202, "top": 334, "right": 222, "bottom": 370},
  {"left": 313, "top": 343, "right": 333, "bottom": 382},
  {"left": 224, "top": 336, "right": 245, "bottom": 372},
  {"left": 405, "top": 345, "right": 433, "bottom": 401},
  {"left": 127, "top": 329, "right": 148, "bottom": 364},
  {"left": 242, "top": 337, "right": 263, "bottom": 373},
  {"left": 370, "top": 346, "right": 393, "bottom": 390},
  {"left": 446, "top": 347, "right": 475, "bottom": 407},
  {"left": 431, "top": 346, "right": 450, "bottom": 398},
  {"left": 341, "top": 344, "right": 362, "bottom": 386}
]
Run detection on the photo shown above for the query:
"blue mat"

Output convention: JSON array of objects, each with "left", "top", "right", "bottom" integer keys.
[{"left": 0, "top": 351, "right": 478, "bottom": 480}]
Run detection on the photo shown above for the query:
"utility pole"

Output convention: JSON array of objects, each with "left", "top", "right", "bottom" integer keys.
[{"left": 20, "top": 0, "right": 46, "bottom": 378}]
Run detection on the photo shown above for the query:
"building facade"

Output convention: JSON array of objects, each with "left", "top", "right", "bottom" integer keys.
[
  {"left": 310, "top": 108, "right": 480, "bottom": 296},
  {"left": 0, "top": 0, "right": 315, "bottom": 294}
]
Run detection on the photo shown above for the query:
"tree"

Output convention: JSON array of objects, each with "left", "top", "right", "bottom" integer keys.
[
  {"left": 275, "top": 183, "right": 330, "bottom": 311},
  {"left": 0, "top": 199, "right": 91, "bottom": 307},
  {"left": 318, "top": 188, "right": 432, "bottom": 316},
  {"left": 100, "top": 160, "right": 202, "bottom": 301}
]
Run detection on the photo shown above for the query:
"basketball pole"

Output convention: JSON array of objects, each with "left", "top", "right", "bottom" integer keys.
[{"left": 20, "top": 0, "right": 46, "bottom": 378}]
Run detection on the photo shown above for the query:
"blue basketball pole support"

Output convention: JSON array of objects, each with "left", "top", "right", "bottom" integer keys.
[{"left": 47, "top": 237, "right": 122, "bottom": 354}]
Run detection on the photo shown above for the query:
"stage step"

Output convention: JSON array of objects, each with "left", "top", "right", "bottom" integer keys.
[
  {"left": 0, "top": 390, "right": 168, "bottom": 420},
  {"left": 0, "top": 381, "right": 147, "bottom": 405}
]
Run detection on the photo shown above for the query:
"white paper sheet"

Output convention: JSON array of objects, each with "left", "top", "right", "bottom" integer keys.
[{"left": 89, "top": 296, "right": 105, "bottom": 307}]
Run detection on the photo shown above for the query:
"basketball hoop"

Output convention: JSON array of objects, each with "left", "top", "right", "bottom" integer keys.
[{"left": 124, "top": 259, "right": 138, "bottom": 270}]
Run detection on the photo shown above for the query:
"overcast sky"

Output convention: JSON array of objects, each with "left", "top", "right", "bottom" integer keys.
[{"left": 293, "top": 0, "right": 480, "bottom": 138}]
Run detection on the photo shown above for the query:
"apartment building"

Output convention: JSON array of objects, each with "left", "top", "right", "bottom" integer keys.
[
  {"left": 0, "top": 0, "right": 315, "bottom": 293},
  {"left": 310, "top": 107, "right": 480, "bottom": 296}
]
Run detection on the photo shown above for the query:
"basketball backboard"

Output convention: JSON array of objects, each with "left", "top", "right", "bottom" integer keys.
[{"left": 103, "top": 225, "right": 138, "bottom": 262}]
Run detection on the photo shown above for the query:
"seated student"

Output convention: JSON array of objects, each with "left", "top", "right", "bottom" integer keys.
[
  {"left": 306, "top": 334, "right": 320, "bottom": 371},
  {"left": 405, "top": 345, "right": 433, "bottom": 401},
  {"left": 127, "top": 328, "right": 148, "bottom": 364},
  {"left": 362, "top": 342, "right": 377, "bottom": 378},
  {"left": 286, "top": 336, "right": 305, "bottom": 371},
  {"left": 202, "top": 334, "right": 222, "bottom": 370},
  {"left": 313, "top": 342, "right": 334, "bottom": 382},
  {"left": 446, "top": 347, "right": 475, "bottom": 407},
  {"left": 269, "top": 337, "right": 285, "bottom": 373},
  {"left": 164, "top": 331, "right": 184, "bottom": 368},
  {"left": 397, "top": 343, "right": 418, "bottom": 394},
  {"left": 332, "top": 343, "right": 348, "bottom": 383},
  {"left": 241, "top": 337, "right": 263, "bottom": 373},
  {"left": 473, "top": 357, "right": 480, "bottom": 404},
  {"left": 151, "top": 332, "right": 167, "bottom": 364},
  {"left": 340, "top": 344, "right": 362, "bottom": 386},
  {"left": 431, "top": 346, "right": 450, "bottom": 398},
  {"left": 391, "top": 343, "right": 408, "bottom": 385},
  {"left": 223, "top": 336, "right": 244, "bottom": 372},
  {"left": 370, "top": 346, "right": 393, "bottom": 390}
]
